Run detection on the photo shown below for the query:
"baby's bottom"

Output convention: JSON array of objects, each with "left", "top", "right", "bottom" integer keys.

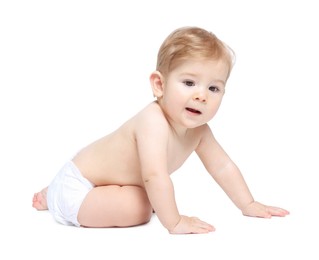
[
  {"left": 47, "top": 161, "right": 94, "bottom": 226},
  {"left": 78, "top": 185, "right": 153, "bottom": 228}
]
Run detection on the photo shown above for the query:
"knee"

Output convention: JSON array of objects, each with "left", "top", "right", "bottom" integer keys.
[
  {"left": 132, "top": 204, "right": 152, "bottom": 225},
  {"left": 126, "top": 187, "right": 152, "bottom": 225}
]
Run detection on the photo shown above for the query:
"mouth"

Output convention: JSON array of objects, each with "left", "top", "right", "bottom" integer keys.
[{"left": 186, "top": 107, "right": 202, "bottom": 115}]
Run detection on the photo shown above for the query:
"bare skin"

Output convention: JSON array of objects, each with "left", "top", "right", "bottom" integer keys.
[
  {"left": 33, "top": 59, "right": 289, "bottom": 234},
  {"left": 33, "top": 102, "right": 212, "bottom": 230},
  {"left": 32, "top": 187, "right": 48, "bottom": 210}
]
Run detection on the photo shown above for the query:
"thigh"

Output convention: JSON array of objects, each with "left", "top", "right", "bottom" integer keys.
[{"left": 77, "top": 185, "right": 152, "bottom": 228}]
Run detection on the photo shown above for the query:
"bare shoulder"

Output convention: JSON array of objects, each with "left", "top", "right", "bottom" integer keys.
[
  {"left": 136, "top": 101, "right": 167, "bottom": 121},
  {"left": 194, "top": 123, "right": 215, "bottom": 141},
  {"left": 195, "top": 123, "right": 230, "bottom": 172},
  {"left": 132, "top": 101, "right": 170, "bottom": 132},
  {"left": 195, "top": 123, "right": 219, "bottom": 150}
]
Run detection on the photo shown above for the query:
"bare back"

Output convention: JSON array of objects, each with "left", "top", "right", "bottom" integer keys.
[{"left": 72, "top": 101, "right": 204, "bottom": 187}]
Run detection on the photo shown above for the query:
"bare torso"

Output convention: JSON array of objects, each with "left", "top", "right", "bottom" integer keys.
[{"left": 72, "top": 102, "right": 203, "bottom": 188}]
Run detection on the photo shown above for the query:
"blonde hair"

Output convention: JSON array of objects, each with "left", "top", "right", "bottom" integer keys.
[{"left": 156, "top": 26, "right": 235, "bottom": 79}]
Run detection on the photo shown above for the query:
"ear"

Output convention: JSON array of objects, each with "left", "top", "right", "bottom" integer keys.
[{"left": 149, "top": 71, "right": 164, "bottom": 98}]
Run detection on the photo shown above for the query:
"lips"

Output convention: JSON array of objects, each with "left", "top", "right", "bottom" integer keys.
[{"left": 186, "top": 107, "right": 202, "bottom": 114}]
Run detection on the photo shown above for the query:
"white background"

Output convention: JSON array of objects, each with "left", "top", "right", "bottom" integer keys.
[{"left": 1, "top": 0, "right": 318, "bottom": 259}]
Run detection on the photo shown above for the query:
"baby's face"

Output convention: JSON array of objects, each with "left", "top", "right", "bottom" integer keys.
[{"left": 159, "top": 58, "right": 229, "bottom": 129}]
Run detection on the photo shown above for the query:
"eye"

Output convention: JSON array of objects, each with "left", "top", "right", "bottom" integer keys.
[
  {"left": 209, "top": 86, "right": 219, "bottom": 92},
  {"left": 183, "top": 80, "right": 195, "bottom": 87}
]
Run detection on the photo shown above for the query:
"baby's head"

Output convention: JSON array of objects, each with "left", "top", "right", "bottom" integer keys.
[{"left": 156, "top": 26, "right": 235, "bottom": 80}]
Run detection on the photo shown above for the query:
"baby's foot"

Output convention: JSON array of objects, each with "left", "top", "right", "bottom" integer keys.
[{"left": 32, "top": 187, "right": 48, "bottom": 210}]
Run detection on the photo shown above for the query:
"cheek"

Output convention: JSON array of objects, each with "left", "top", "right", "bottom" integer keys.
[
  {"left": 208, "top": 98, "right": 223, "bottom": 114},
  {"left": 165, "top": 88, "right": 186, "bottom": 106},
  {"left": 166, "top": 97, "right": 183, "bottom": 112}
]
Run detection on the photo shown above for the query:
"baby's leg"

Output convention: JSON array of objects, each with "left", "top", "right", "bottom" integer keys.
[
  {"left": 32, "top": 187, "right": 48, "bottom": 210},
  {"left": 77, "top": 185, "right": 153, "bottom": 228}
]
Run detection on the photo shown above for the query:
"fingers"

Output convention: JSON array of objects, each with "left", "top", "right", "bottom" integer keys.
[
  {"left": 190, "top": 217, "right": 215, "bottom": 233},
  {"left": 267, "top": 206, "right": 290, "bottom": 217},
  {"left": 242, "top": 201, "right": 289, "bottom": 218},
  {"left": 169, "top": 215, "right": 215, "bottom": 234},
  {"left": 242, "top": 201, "right": 270, "bottom": 218}
]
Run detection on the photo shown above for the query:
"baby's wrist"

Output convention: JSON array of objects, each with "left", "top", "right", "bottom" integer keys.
[
  {"left": 240, "top": 200, "right": 255, "bottom": 214},
  {"left": 166, "top": 215, "right": 182, "bottom": 232}
]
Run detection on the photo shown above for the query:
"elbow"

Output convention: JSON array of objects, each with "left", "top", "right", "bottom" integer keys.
[
  {"left": 142, "top": 172, "right": 170, "bottom": 186},
  {"left": 143, "top": 173, "right": 159, "bottom": 184}
]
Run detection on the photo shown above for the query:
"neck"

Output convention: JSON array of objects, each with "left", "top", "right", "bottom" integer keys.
[
  {"left": 154, "top": 100, "right": 189, "bottom": 138},
  {"left": 168, "top": 119, "right": 189, "bottom": 138}
]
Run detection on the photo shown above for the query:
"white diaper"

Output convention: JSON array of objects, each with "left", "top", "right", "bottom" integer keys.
[{"left": 47, "top": 161, "right": 94, "bottom": 227}]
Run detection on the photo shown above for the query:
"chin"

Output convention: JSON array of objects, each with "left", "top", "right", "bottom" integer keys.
[{"left": 183, "top": 121, "right": 207, "bottom": 129}]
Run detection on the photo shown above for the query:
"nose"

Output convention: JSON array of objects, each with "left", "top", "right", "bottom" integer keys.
[{"left": 193, "top": 89, "right": 207, "bottom": 103}]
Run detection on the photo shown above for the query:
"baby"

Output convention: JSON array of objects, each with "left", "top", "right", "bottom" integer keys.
[{"left": 33, "top": 26, "right": 289, "bottom": 234}]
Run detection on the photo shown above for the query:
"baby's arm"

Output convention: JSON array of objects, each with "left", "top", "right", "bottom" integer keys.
[
  {"left": 135, "top": 110, "right": 214, "bottom": 234},
  {"left": 196, "top": 125, "right": 289, "bottom": 218}
]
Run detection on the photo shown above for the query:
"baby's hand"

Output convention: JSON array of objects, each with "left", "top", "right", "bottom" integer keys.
[
  {"left": 169, "top": 215, "right": 215, "bottom": 234},
  {"left": 242, "top": 201, "right": 290, "bottom": 218}
]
